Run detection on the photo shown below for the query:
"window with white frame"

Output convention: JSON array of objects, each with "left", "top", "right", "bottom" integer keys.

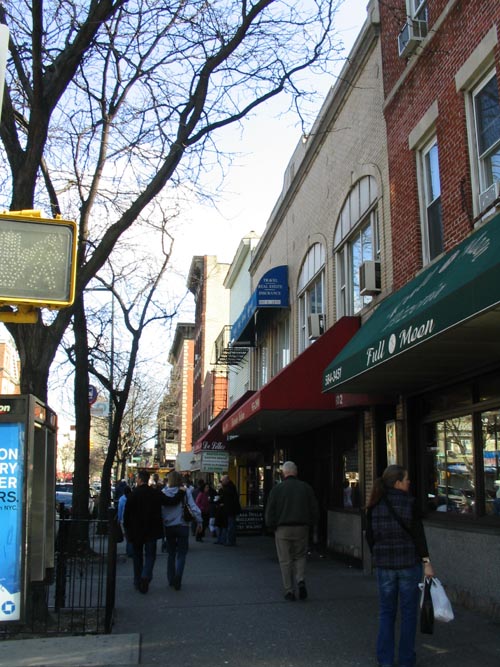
[
  {"left": 256, "top": 344, "right": 268, "bottom": 388},
  {"left": 272, "top": 316, "right": 290, "bottom": 376},
  {"left": 334, "top": 176, "right": 379, "bottom": 316},
  {"left": 419, "top": 137, "right": 443, "bottom": 263},
  {"left": 407, "top": 0, "right": 428, "bottom": 22},
  {"left": 297, "top": 243, "right": 325, "bottom": 353},
  {"left": 473, "top": 71, "right": 500, "bottom": 195}
]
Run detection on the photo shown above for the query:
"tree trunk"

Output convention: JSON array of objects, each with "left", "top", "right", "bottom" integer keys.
[{"left": 71, "top": 297, "right": 92, "bottom": 548}]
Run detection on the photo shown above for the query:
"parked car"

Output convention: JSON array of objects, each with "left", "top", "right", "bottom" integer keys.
[
  {"left": 55, "top": 485, "right": 96, "bottom": 518},
  {"left": 55, "top": 482, "right": 74, "bottom": 493},
  {"left": 55, "top": 490, "right": 74, "bottom": 518},
  {"left": 435, "top": 485, "right": 474, "bottom": 513}
]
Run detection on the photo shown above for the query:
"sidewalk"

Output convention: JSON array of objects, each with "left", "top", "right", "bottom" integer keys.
[{"left": 3, "top": 535, "right": 500, "bottom": 666}]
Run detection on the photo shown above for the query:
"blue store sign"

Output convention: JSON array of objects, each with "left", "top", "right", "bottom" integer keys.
[{"left": 231, "top": 265, "right": 289, "bottom": 344}]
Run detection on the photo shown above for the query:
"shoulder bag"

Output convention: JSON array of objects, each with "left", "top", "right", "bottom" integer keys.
[
  {"left": 382, "top": 495, "right": 415, "bottom": 540},
  {"left": 183, "top": 495, "right": 195, "bottom": 523}
]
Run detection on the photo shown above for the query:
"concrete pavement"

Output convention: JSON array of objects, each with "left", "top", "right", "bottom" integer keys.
[{"left": 3, "top": 534, "right": 500, "bottom": 666}]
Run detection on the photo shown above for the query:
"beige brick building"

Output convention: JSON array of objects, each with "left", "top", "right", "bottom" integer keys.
[{"left": 222, "top": 3, "right": 391, "bottom": 556}]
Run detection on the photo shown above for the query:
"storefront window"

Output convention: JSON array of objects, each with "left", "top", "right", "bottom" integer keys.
[
  {"left": 422, "top": 376, "right": 500, "bottom": 519},
  {"left": 425, "top": 416, "right": 475, "bottom": 514},
  {"left": 481, "top": 409, "right": 500, "bottom": 516},
  {"left": 341, "top": 440, "right": 360, "bottom": 509},
  {"left": 238, "top": 465, "right": 265, "bottom": 508}
]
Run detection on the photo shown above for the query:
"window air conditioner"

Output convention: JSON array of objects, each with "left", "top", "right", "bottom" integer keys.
[
  {"left": 308, "top": 313, "right": 325, "bottom": 340},
  {"left": 359, "top": 260, "right": 381, "bottom": 296},
  {"left": 478, "top": 181, "right": 500, "bottom": 212},
  {"left": 398, "top": 19, "right": 428, "bottom": 58}
]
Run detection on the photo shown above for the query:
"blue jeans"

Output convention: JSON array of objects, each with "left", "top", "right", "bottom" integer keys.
[
  {"left": 132, "top": 540, "right": 157, "bottom": 587},
  {"left": 164, "top": 524, "right": 189, "bottom": 584},
  {"left": 226, "top": 514, "right": 237, "bottom": 545},
  {"left": 376, "top": 563, "right": 422, "bottom": 667}
]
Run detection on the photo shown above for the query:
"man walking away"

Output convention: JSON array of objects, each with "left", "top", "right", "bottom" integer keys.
[
  {"left": 265, "top": 461, "right": 319, "bottom": 601},
  {"left": 124, "top": 470, "right": 167, "bottom": 594}
]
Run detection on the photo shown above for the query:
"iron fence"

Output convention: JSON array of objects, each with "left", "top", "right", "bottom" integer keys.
[{"left": 0, "top": 512, "right": 118, "bottom": 640}]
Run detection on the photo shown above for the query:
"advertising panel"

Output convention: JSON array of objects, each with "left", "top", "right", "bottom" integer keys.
[
  {"left": 200, "top": 451, "right": 229, "bottom": 473},
  {"left": 0, "top": 421, "right": 25, "bottom": 622}
]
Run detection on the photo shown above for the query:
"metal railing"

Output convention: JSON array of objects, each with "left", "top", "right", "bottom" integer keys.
[{"left": 0, "top": 511, "right": 118, "bottom": 639}]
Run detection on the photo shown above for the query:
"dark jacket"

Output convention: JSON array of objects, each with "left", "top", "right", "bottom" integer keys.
[
  {"left": 124, "top": 484, "right": 167, "bottom": 543},
  {"left": 366, "top": 488, "right": 429, "bottom": 569},
  {"left": 264, "top": 476, "right": 319, "bottom": 529},
  {"left": 219, "top": 481, "right": 241, "bottom": 516}
]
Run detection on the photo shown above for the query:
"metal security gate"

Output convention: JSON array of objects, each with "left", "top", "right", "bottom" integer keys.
[{"left": 0, "top": 514, "right": 118, "bottom": 639}]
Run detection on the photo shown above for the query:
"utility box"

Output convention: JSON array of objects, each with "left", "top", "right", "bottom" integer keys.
[{"left": 0, "top": 394, "right": 57, "bottom": 623}]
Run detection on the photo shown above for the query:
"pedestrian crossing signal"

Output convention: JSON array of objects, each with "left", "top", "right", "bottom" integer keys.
[{"left": 0, "top": 211, "right": 77, "bottom": 318}]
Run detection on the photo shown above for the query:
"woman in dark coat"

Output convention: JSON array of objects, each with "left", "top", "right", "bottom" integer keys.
[{"left": 366, "top": 465, "right": 435, "bottom": 667}]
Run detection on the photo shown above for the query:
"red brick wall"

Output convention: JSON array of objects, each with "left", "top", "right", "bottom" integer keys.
[{"left": 379, "top": 0, "right": 500, "bottom": 288}]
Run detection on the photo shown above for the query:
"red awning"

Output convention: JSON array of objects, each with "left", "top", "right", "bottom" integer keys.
[
  {"left": 193, "top": 390, "right": 256, "bottom": 453},
  {"left": 222, "top": 317, "right": 386, "bottom": 438}
]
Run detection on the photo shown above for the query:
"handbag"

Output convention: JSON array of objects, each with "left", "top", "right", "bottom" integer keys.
[
  {"left": 419, "top": 577, "right": 434, "bottom": 634},
  {"left": 429, "top": 577, "right": 454, "bottom": 622},
  {"left": 183, "top": 496, "right": 195, "bottom": 523}
]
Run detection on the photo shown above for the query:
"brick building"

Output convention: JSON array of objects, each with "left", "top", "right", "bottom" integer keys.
[
  {"left": 156, "top": 322, "right": 195, "bottom": 468},
  {"left": 0, "top": 333, "right": 20, "bottom": 394},
  {"left": 323, "top": 0, "right": 500, "bottom": 613},
  {"left": 221, "top": 3, "right": 391, "bottom": 551},
  {"left": 187, "top": 256, "right": 230, "bottom": 446}
]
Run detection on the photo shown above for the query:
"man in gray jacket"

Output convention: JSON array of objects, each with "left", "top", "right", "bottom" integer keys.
[{"left": 265, "top": 461, "right": 319, "bottom": 601}]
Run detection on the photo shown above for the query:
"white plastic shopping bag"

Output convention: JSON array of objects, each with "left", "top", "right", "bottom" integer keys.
[{"left": 429, "top": 577, "right": 454, "bottom": 622}]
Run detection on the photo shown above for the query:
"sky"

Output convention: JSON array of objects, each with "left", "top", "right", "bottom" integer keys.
[
  {"left": 166, "top": 1, "right": 369, "bottom": 324},
  {"left": 172, "top": 1, "right": 369, "bottom": 259}
]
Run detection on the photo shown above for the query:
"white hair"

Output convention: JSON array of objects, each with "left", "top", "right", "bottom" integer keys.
[{"left": 281, "top": 461, "right": 298, "bottom": 477}]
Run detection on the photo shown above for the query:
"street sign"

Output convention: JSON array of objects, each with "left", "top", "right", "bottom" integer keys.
[
  {"left": 0, "top": 211, "right": 77, "bottom": 309},
  {"left": 200, "top": 451, "right": 229, "bottom": 473},
  {"left": 88, "top": 385, "right": 98, "bottom": 405}
]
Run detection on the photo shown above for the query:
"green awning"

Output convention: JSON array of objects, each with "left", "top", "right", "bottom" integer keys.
[{"left": 323, "top": 211, "right": 500, "bottom": 395}]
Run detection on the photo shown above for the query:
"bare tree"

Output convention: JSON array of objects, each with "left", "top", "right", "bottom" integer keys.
[
  {"left": 0, "top": 0, "right": 344, "bottom": 402},
  {"left": 116, "top": 378, "right": 165, "bottom": 479},
  {"left": 62, "top": 227, "right": 175, "bottom": 520}
]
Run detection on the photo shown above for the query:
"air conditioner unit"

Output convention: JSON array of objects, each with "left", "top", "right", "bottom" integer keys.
[
  {"left": 308, "top": 313, "right": 325, "bottom": 340},
  {"left": 359, "top": 260, "right": 381, "bottom": 296},
  {"left": 398, "top": 19, "right": 428, "bottom": 58},
  {"left": 478, "top": 181, "right": 500, "bottom": 212}
]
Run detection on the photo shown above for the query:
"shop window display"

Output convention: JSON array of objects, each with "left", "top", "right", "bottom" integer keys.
[
  {"left": 481, "top": 410, "right": 500, "bottom": 516},
  {"left": 425, "top": 416, "right": 475, "bottom": 514},
  {"left": 423, "top": 385, "right": 500, "bottom": 518}
]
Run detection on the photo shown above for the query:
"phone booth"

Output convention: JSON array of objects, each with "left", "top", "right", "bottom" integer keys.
[{"left": 0, "top": 394, "right": 57, "bottom": 623}]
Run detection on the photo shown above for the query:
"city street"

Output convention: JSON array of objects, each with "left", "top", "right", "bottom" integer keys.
[{"left": 112, "top": 535, "right": 500, "bottom": 667}]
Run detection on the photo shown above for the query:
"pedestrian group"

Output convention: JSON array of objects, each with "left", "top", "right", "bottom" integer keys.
[{"left": 119, "top": 460, "right": 437, "bottom": 667}]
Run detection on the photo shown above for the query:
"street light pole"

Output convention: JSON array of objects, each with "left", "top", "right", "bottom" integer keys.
[
  {"left": 86, "top": 283, "right": 116, "bottom": 456},
  {"left": 108, "top": 287, "right": 115, "bottom": 448}
]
